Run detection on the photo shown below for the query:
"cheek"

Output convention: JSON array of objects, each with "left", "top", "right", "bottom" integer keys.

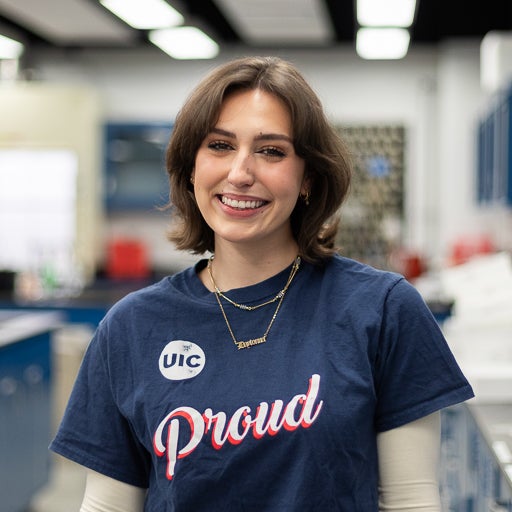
[
  {"left": 193, "top": 148, "right": 211, "bottom": 171},
  {"left": 193, "top": 161, "right": 215, "bottom": 189},
  {"left": 194, "top": 150, "right": 224, "bottom": 180},
  {"left": 275, "top": 179, "right": 300, "bottom": 197},
  {"left": 193, "top": 152, "right": 204, "bottom": 177},
  {"left": 273, "top": 167, "right": 305, "bottom": 196}
]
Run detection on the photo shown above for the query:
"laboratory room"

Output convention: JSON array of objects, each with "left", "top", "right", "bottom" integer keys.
[{"left": 0, "top": 0, "right": 512, "bottom": 510}]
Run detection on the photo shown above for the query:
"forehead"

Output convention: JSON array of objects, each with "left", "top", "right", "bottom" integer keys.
[{"left": 217, "top": 89, "right": 292, "bottom": 130}]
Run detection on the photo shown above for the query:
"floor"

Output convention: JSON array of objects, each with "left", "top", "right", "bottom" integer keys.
[{"left": 28, "top": 459, "right": 86, "bottom": 512}]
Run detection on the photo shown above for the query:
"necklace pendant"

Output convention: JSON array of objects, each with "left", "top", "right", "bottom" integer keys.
[
  {"left": 209, "top": 255, "right": 301, "bottom": 351},
  {"left": 236, "top": 336, "right": 267, "bottom": 350}
]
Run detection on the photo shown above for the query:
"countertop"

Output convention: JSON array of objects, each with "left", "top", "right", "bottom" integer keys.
[
  {"left": 468, "top": 402, "right": 512, "bottom": 488},
  {"left": 0, "top": 276, "right": 161, "bottom": 308},
  {"left": 0, "top": 310, "right": 64, "bottom": 348}
]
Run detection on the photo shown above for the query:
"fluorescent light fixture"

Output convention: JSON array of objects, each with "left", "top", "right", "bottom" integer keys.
[
  {"left": 357, "top": 0, "right": 416, "bottom": 27},
  {"left": 356, "top": 28, "right": 410, "bottom": 59},
  {"left": 149, "top": 27, "right": 219, "bottom": 60},
  {"left": 100, "top": 0, "right": 183, "bottom": 30},
  {"left": 0, "top": 34, "right": 23, "bottom": 59},
  {"left": 214, "top": 0, "right": 334, "bottom": 45}
]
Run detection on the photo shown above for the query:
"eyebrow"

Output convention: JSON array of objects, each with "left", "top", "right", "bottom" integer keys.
[{"left": 210, "top": 127, "right": 293, "bottom": 144}]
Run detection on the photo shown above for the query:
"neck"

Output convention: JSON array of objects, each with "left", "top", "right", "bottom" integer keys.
[{"left": 201, "top": 241, "right": 299, "bottom": 292}]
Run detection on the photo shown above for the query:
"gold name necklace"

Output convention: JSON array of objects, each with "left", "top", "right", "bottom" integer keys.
[{"left": 207, "top": 256, "right": 301, "bottom": 350}]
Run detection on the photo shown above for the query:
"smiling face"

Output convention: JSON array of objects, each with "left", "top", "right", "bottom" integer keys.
[{"left": 193, "top": 88, "right": 307, "bottom": 254}]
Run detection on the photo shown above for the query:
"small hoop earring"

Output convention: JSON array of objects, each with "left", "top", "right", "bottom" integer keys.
[{"left": 301, "top": 190, "right": 310, "bottom": 206}]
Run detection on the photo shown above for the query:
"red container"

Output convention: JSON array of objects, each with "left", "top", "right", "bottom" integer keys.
[{"left": 106, "top": 239, "right": 149, "bottom": 279}]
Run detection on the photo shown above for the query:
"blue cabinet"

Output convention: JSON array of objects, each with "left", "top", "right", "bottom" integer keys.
[
  {"left": 104, "top": 122, "right": 172, "bottom": 212},
  {"left": 477, "top": 84, "right": 512, "bottom": 206},
  {"left": 441, "top": 404, "right": 512, "bottom": 511},
  {"left": 0, "top": 311, "right": 61, "bottom": 512}
]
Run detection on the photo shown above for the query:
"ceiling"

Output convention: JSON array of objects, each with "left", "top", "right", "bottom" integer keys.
[{"left": 0, "top": 0, "right": 511, "bottom": 58}]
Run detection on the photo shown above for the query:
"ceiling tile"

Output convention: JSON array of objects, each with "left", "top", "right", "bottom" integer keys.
[{"left": 0, "top": 0, "right": 135, "bottom": 45}]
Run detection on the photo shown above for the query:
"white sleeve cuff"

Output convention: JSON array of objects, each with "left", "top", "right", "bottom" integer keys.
[
  {"left": 377, "top": 411, "right": 442, "bottom": 511},
  {"left": 80, "top": 469, "right": 146, "bottom": 512}
]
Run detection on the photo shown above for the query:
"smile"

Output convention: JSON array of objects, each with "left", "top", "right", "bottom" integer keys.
[{"left": 220, "top": 196, "right": 267, "bottom": 210}]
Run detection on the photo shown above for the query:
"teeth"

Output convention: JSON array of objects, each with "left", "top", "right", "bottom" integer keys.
[{"left": 221, "top": 196, "right": 264, "bottom": 209}]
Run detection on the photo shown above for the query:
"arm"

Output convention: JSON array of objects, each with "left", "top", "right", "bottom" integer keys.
[
  {"left": 80, "top": 469, "right": 146, "bottom": 512},
  {"left": 377, "top": 411, "right": 441, "bottom": 511}
]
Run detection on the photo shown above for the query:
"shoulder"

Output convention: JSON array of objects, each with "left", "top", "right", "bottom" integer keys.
[
  {"left": 307, "top": 255, "right": 425, "bottom": 317},
  {"left": 321, "top": 254, "right": 406, "bottom": 292},
  {"left": 101, "top": 265, "right": 198, "bottom": 327},
  {"left": 106, "top": 277, "right": 172, "bottom": 317}
]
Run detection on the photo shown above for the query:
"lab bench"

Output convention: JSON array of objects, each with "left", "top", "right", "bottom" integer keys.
[
  {"left": 441, "top": 402, "right": 512, "bottom": 511},
  {"left": 0, "top": 310, "right": 63, "bottom": 512},
  {"left": 0, "top": 282, "right": 138, "bottom": 511}
]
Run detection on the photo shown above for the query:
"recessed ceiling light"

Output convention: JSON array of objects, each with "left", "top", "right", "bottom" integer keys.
[
  {"left": 0, "top": 33, "right": 23, "bottom": 59},
  {"left": 100, "top": 0, "right": 184, "bottom": 30},
  {"left": 356, "top": 28, "right": 410, "bottom": 60},
  {"left": 357, "top": 0, "right": 416, "bottom": 27},
  {"left": 149, "top": 27, "right": 219, "bottom": 60}
]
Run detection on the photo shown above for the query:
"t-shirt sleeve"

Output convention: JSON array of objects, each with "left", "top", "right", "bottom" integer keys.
[
  {"left": 373, "top": 277, "right": 474, "bottom": 432},
  {"left": 50, "top": 321, "right": 150, "bottom": 488}
]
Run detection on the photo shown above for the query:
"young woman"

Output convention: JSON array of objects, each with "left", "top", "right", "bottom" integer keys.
[{"left": 51, "top": 56, "right": 473, "bottom": 511}]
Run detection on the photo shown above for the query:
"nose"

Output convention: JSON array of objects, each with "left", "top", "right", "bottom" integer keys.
[{"left": 227, "top": 152, "right": 255, "bottom": 187}]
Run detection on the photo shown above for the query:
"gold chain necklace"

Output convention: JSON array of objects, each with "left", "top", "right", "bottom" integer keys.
[
  {"left": 207, "top": 255, "right": 300, "bottom": 311},
  {"left": 208, "top": 256, "right": 301, "bottom": 350}
]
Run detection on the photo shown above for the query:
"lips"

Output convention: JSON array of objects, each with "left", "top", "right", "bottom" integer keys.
[{"left": 220, "top": 195, "right": 267, "bottom": 210}]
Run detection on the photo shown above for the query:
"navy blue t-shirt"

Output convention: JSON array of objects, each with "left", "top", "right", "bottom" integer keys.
[{"left": 51, "top": 255, "right": 473, "bottom": 511}]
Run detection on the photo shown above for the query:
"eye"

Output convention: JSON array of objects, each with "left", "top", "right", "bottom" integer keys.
[
  {"left": 207, "top": 140, "right": 233, "bottom": 151},
  {"left": 258, "top": 146, "right": 286, "bottom": 158}
]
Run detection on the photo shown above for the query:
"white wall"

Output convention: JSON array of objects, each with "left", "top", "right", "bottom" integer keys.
[
  {"left": 0, "top": 83, "right": 102, "bottom": 279},
  {"left": 22, "top": 41, "right": 512, "bottom": 270}
]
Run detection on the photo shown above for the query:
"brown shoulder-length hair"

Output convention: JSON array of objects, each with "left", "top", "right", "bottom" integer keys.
[{"left": 166, "top": 55, "right": 352, "bottom": 264}]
